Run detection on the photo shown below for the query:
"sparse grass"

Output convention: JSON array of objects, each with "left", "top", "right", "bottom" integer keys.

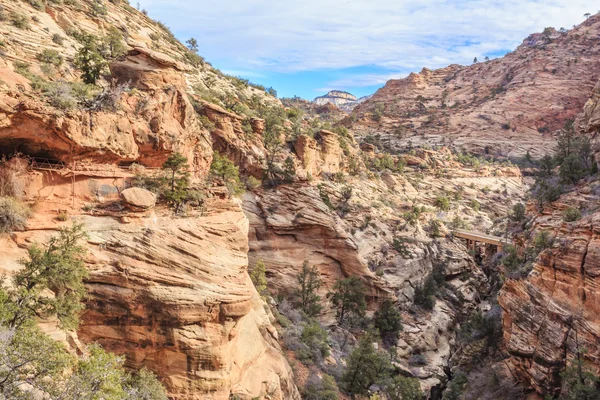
[
  {"left": 56, "top": 211, "right": 69, "bottom": 221},
  {"left": 26, "top": 0, "right": 44, "bottom": 10},
  {"left": 0, "top": 197, "right": 31, "bottom": 233}
]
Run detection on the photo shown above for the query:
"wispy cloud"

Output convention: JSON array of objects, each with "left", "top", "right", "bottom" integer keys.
[{"left": 141, "top": 0, "right": 594, "bottom": 96}]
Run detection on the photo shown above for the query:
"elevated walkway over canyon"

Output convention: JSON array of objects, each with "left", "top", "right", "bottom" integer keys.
[{"left": 453, "top": 229, "right": 509, "bottom": 256}]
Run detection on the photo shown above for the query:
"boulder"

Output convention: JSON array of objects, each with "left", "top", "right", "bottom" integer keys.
[{"left": 120, "top": 187, "right": 156, "bottom": 210}]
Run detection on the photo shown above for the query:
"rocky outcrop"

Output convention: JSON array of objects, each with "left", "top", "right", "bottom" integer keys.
[
  {"left": 198, "top": 101, "right": 267, "bottom": 178},
  {"left": 499, "top": 213, "right": 600, "bottom": 395},
  {"left": 351, "top": 15, "right": 600, "bottom": 157},
  {"left": 120, "top": 187, "right": 156, "bottom": 210},
  {"left": 77, "top": 200, "right": 299, "bottom": 400},
  {"left": 294, "top": 130, "right": 344, "bottom": 177},
  {"left": 0, "top": 50, "right": 213, "bottom": 174},
  {"left": 1, "top": 172, "right": 300, "bottom": 400}
]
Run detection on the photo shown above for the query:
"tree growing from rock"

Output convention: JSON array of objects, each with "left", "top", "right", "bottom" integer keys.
[
  {"left": 511, "top": 203, "right": 526, "bottom": 222},
  {"left": 210, "top": 151, "right": 244, "bottom": 196},
  {"left": 1, "top": 225, "right": 88, "bottom": 330},
  {"left": 74, "top": 34, "right": 107, "bottom": 85},
  {"left": 102, "top": 27, "right": 126, "bottom": 59},
  {"left": 374, "top": 299, "right": 403, "bottom": 347},
  {"left": 186, "top": 38, "right": 199, "bottom": 53},
  {"left": 162, "top": 152, "right": 190, "bottom": 207},
  {"left": 250, "top": 259, "right": 268, "bottom": 298},
  {"left": 341, "top": 331, "right": 392, "bottom": 396},
  {"left": 296, "top": 260, "right": 323, "bottom": 317},
  {"left": 327, "top": 276, "right": 366, "bottom": 325}
]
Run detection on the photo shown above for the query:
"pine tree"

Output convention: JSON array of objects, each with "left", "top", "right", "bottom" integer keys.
[
  {"left": 296, "top": 260, "right": 322, "bottom": 317},
  {"left": 327, "top": 276, "right": 367, "bottom": 325},
  {"left": 283, "top": 156, "right": 296, "bottom": 183},
  {"left": 186, "top": 38, "right": 199, "bottom": 53},
  {"left": 1, "top": 224, "right": 88, "bottom": 330},
  {"left": 0, "top": 226, "right": 168, "bottom": 399},
  {"left": 74, "top": 34, "right": 107, "bottom": 85},
  {"left": 210, "top": 152, "right": 244, "bottom": 196},
  {"left": 102, "top": 27, "right": 126, "bottom": 59},
  {"left": 341, "top": 331, "right": 392, "bottom": 396},
  {"left": 374, "top": 299, "right": 403, "bottom": 347},
  {"left": 162, "top": 152, "right": 190, "bottom": 207}
]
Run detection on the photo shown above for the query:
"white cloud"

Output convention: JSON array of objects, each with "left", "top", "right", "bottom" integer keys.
[{"left": 141, "top": 0, "right": 595, "bottom": 86}]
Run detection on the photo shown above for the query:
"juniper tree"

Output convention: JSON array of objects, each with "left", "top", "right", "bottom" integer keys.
[
  {"left": 327, "top": 276, "right": 366, "bottom": 325},
  {"left": 74, "top": 34, "right": 107, "bottom": 85},
  {"left": 296, "top": 260, "right": 322, "bottom": 317}
]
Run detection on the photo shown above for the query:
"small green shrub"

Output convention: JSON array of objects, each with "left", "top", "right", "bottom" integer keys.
[
  {"left": 428, "top": 219, "right": 443, "bottom": 238},
  {"left": 297, "top": 322, "right": 329, "bottom": 364},
  {"left": 563, "top": 207, "right": 581, "bottom": 222},
  {"left": 52, "top": 33, "right": 65, "bottom": 45},
  {"left": 209, "top": 152, "right": 244, "bottom": 196},
  {"left": 413, "top": 264, "right": 444, "bottom": 310},
  {"left": 434, "top": 195, "right": 451, "bottom": 211},
  {"left": 26, "top": 0, "right": 45, "bottom": 10},
  {"left": 392, "top": 237, "right": 413, "bottom": 258},
  {"left": 303, "top": 373, "right": 339, "bottom": 400},
  {"left": 470, "top": 199, "right": 480, "bottom": 211},
  {"left": 250, "top": 259, "right": 268, "bottom": 298},
  {"left": 374, "top": 299, "right": 403, "bottom": 347},
  {"left": 0, "top": 197, "right": 31, "bottom": 233},
  {"left": 37, "top": 49, "right": 63, "bottom": 67},
  {"left": 533, "top": 230, "right": 553, "bottom": 253},
  {"left": 11, "top": 12, "right": 30, "bottom": 29},
  {"left": 56, "top": 211, "right": 68, "bottom": 221}
]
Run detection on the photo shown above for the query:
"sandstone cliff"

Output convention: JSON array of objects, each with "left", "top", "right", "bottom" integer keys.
[
  {"left": 498, "top": 79, "right": 600, "bottom": 397},
  {"left": 350, "top": 16, "right": 600, "bottom": 158},
  {"left": 0, "top": 0, "right": 299, "bottom": 398}
]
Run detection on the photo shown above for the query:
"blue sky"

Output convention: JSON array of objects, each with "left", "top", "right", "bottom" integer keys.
[{"left": 140, "top": 0, "right": 594, "bottom": 100}]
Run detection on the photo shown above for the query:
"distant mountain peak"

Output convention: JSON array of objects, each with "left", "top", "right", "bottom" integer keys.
[{"left": 313, "top": 90, "right": 370, "bottom": 112}]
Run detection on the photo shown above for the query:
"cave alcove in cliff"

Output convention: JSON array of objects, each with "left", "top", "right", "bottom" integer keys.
[{"left": 0, "top": 138, "right": 64, "bottom": 162}]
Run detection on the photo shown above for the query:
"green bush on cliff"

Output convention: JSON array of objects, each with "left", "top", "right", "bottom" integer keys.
[
  {"left": 563, "top": 207, "right": 582, "bottom": 222},
  {"left": 373, "top": 299, "right": 403, "bottom": 347},
  {"left": 250, "top": 259, "right": 268, "bottom": 298},
  {"left": 74, "top": 34, "right": 108, "bottom": 85},
  {"left": 210, "top": 151, "right": 244, "bottom": 196},
  {"left": 511, "top": 202, "right": 526, "bottom": 222}
]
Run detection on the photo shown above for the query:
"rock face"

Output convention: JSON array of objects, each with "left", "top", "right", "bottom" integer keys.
[
  {"left": 0, "top": 50, "right": 213, "bottom": 174},
  {"left": 498, "top": 79, "right": 600, "bottom": 396},
  {"left": 0, "top": 0, "right": 300, "bottom": 397},
  {"left": 198, "top": 101, "right": 267, "bottom": 178},
  {"left": 243, "top": 183, "right": 391, "bottom": 304},
  {"left": 499, "top": 211, "right": 600, "bottom": 395},
  {"left": 293, "top": 130, "right": 344, "bottom": 177},
  {"left": 120, "top": 187, "right": 156, "bottom": 210},
  {"left": 1, "top": 173, "right": 300, "bottom": 399},
  {"left": 314, "top": 90, "right": 371, "bottom": 112},
  {"left": 351, "top": 16, "right": 600, "bottom": 157},
  {"left": 78, "top": 200, "right": 299, "bottom": 400}
]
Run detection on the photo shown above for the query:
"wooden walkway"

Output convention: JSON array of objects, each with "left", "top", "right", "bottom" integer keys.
[{"left": 454, "top": 229, "right": 509, "bottom": 252}]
